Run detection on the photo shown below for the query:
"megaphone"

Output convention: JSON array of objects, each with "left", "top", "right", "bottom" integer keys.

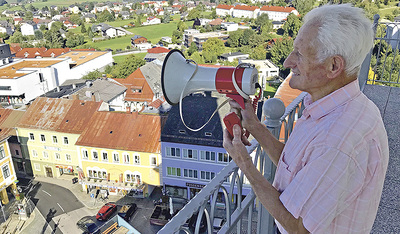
[{"left": 161, "top": 49, "right": 259, "bottom": 109}]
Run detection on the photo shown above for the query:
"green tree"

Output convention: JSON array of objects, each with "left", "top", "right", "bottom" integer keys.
[
  {"left": 226, "top": 30, "right": 243, "bottom": 48},
  {"left": 39, "top": 24, "right": 47, "bottom": 31},
  {"left": 34, "top": 29, "right": 43, "bottom": 40},
  {"left": 255, "top": 13, "right": 272, "bottom": 29},
  {"left": 267, "top": 37, "right": 294, "bottom": 76},
  {"left": 9, "top": 31, "right": 25, "bottom": 43},
  {"left": 70, "top": 14, "right": 83, "bottom": 25},
  {"left": 25, "top": 11, "right": 33, "bottom": 21},
  {"left": 187, "top": 42, "right": 198, "bottom": 56},
  {"left": 82, "top": 69, "right": 102, "bottom": 80},
  {"left": 114, "top": 55, "right": 146, "bottom": 78},
  {"left": 97, "top": 10, "right": 115, "bottom": 22},
  {"left": 210, "top": 9, "right": 217, "bottom": 19},
  {"left": 282, "top": 13, "right": 302, "bottom": 38},
  {"left": 0, "top": 32, "right": 9, "bottom": 41},
  {"left": 162, "top": 12, "right": 171, "bottom": 23},
  {"left": 240, "top": 29, "right": 255, "bottom": 46},
  {"left": 292, "top": 0, "right": 315, "bottom": 14},
  {"left": 187, "top": 9, "right": 201, "bottom": 21},
  {"left": 250, "top": 45, "right": 266, "bottom": 60},
  {"left": 81, "top": 22, "right": 87, "bottom": 33},
  {"left": 65, "top": 32, "right": 85, "bottom": 48},
  {"left": 202, "top": 37, "right": 225, "bottom": 56},
  {"left": 177, "top": 20, "right": 188, "bottom": 32}
]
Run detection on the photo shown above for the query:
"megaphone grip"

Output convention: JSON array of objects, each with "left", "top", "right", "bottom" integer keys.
[{"left": 224, "top": 112, "right": 242, "bottom": 137}]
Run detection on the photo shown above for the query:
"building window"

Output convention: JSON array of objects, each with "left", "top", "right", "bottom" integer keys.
[
  {"left": 63, "top": 137, "right": 69, "bottom": 145},
  {"left": 183, "top": 169, "right": 198, "bottom": 179},
  {"left": 32, "top": 150, "right": 38, "bottom": 158},
  {"left": 88, "top": 169, "right": 106, "bottom": 179},
  {"left": 40, "top": 134, "right": 46, "bottom": 142},
  {"left": 43, "top": 151, "right": 48, "bottom": 158},
  {"left": 66, "top": 154, "right": 71, "bottom": 161},
  {"left": 92, "top": 151, "right": 98, "bottom": 161},
  {"left": 29, "top": 133, "right": 35, "bottom": 141},
  {"left": 217, "top": 153, "right": 231, "bottom": 163},
  {"left": 55, "top": 153, "right": 60, "bottom": 160},
  {"left": 82, "top": 149, "right": 88, "bottom": 160},
  {"left": 34, "top": 163, "right": 40, "bottom": 171},
  {"left": 15, "top": 149, "right": 19, "bottom": 156},
  {"left": 0, "top": 146, "right": 5, "bottom": 160},
  {"left": 166, "top": 147, "right": 180, "bottom": 157},
  {"left": 52, "top": 136, "right": 58, "bottom": 144},
  {"left": 126, "top": 173, "right": 141, "bottom": 184},
  {"left": 167, "top": 167, "right": 181, "bottom": 177},
  {"left": 134, "top": 155, "right": 140, "bottom": 165},
  {"left": 200, "top": 171, "right": 215, "bottom": 181},
  {"left": 2, "top": 164, "right": 10, "bottom": 179},
  {"left": 102, "top": 152, "right": 108, "bottom": 161},
  {"left": 123, "top": 153, "right": 130, "bottom": 164},
  {"left": 183, "top": 149, "right": 198, "bottom": 160},
  {"left": 150, "top": 155, "right": 157, "bottom": 166},
  {"left": 113, "top": 153, "right": 119, "bottom": 163},
  {"left": 200, "top": 150, "right": 216, "bottom": 162}
]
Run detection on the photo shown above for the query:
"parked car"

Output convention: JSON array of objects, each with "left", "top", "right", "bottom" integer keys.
[
  {"left": 76, "top": 216, "right": 99, "bottom": 234},
  {"left": 96, "top": 203, "right": 117, "bottom": 221},
  {"left": 117, "top": 203, "right": 137, "bottom": 221}
]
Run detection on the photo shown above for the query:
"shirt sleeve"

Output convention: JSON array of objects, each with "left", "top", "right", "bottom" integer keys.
[{"left": 279, "top": 145, "right": 365, "bottom": 233}]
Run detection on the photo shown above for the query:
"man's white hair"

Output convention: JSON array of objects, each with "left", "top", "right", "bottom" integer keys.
[{"left": 303, "top": 4, "right": 374, "bottom": 76}]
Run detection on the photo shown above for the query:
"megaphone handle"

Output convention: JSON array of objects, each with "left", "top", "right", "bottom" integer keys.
[
  {"left": 226, "top": 94, "right": 246, "bottom": 109},
  {"left": 223, "top": 112, "right": 243, "bottom": 137}
]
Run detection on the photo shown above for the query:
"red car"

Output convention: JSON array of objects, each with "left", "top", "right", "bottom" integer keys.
[{"left": 96, "top": 203, "right": 117, "bottom": 221}]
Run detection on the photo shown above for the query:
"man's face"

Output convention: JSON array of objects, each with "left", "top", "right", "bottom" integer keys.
[{"left": 283, "top": 24, "right": 330, "bottom": 97}]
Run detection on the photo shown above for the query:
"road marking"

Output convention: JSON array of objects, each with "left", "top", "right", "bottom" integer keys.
[
  {"left": 57, "top": 203, "right": 65, "bottom": 212},
  {"left": 42, "top": 190, "right": 51, "bottom": 196}
]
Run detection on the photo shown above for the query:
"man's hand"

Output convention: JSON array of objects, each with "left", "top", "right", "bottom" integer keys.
[
  {"left": 229, "top": 99, "right": 261, "bottom": 134},
  {"left": 223, "top": 124, "right": 252, "bottom": 166}
]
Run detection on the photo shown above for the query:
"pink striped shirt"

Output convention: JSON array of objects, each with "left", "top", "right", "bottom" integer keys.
[{"left": 273, "top": 80, "right": 389, "bottom": 233}]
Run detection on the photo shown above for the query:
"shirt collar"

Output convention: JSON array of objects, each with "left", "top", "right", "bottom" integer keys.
[{"left": 302, "top": 80, "right": 361, "bottom": 120}]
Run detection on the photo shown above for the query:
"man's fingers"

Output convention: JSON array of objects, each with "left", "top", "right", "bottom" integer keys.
[{"left": 232, "top": 124, "right": 242, "bottom": 140}]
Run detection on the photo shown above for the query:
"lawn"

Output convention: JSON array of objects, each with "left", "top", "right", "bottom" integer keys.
[
  {"left": 2, "top": 0, "right": 116, "bottom": 10},
  {"left": 113, "top": 53, "right": 147, "bottom": 64},
  {"left": 264, "top": 84, "right": 278, "bottom": 98},
  {"left": 86, "top": 35, "right": 132, "bottom": 51}
]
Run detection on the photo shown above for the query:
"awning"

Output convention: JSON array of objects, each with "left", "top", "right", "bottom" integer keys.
[{"left": 55, "top": 165, "right": 73, "bottom": 170}]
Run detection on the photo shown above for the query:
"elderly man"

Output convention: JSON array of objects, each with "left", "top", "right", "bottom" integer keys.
[{"left": 223, "top": 4, "right": 389, "bottom": 234}]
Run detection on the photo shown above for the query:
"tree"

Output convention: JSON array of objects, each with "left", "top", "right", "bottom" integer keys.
[
  {"left": 226, "top": 30, "right": 243, "bottom": 48},
  {"left": 81, "top": 22, "right": 87, "bottom": 33},
  {"left": 177, "top": 20, "right": 188, "bottom": 32},
  {"left": 240, "top": 29, "right": 255, "bottom": 46},
  {"left": 210, "top": 9, "right": 217, "bottom": 19},
  {"left": 255, "top": 13, "right": 272, "bottom": 29},
  {"left": 70, "top": 14, "right": 83, "bottom": 25},
  {"left": 9, "top": 31, "right": 25, "bottom": 43},
  {"left": 266, "top": 37, "right": 294, "bottom": 76},
  {"left": 282, "top": 13, "right": 302, "bottom": 38},
  {"left": 187, "top": 9, "right": 201, "bottom": 21},
  {"left": 162, "top": 12, "right": 171, "bottom": 23},
  {"left": 97, "top": 10, "right": 115, "bottom": 22},
  {"left": 65, "top": 32, "right": 85, "bottom": 48},
  {"left": 202, "top": 37, "right": 225, "bottom": 57},
  {"left": 88, "top": 2, "right": 95, "bottom": 12},
  {"left": 187, "top": 42, "right": 198, "bottom": 56},
  {"left": 0, "top": 32, "right": 9, "bottom": 41},
  {"left": 250, "top": 45, "right": 266, "bottom": 60},
  {"left": 114, "top": 55, "right": 146, "bottom": 78},
  {"left": 25, "top": 11, "right": 33, "bottom": 21},
  {"left": 34, "top": 30, "right": 43, "bottom": 40},
  {"left": 292, "top": 0, "right": 315, "bottom": 14}
]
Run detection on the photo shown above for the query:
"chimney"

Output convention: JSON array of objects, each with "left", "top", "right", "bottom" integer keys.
[
  {"left": 56, "top": 86, "right": 60, "bottom": 92},
  {"left": 72, "top": 94, "right": 79, "bottom": 100},
  {"left": 91, "top": 93, "right": 96, "bottom": 102},
  {"left": 72, "top": 83, "right": 76, "bottom": 89},
  {"left": 126, "top": 106, "right": 131, "bottom": 113}
]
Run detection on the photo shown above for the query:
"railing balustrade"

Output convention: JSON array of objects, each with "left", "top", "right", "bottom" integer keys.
[{"left": 158, "top": 92, "right": 307, "bottom": 234}]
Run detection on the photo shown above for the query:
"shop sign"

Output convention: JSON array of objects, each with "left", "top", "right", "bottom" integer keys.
[{"left": 186, "top": 182, "right": 205, "bottom": 189}]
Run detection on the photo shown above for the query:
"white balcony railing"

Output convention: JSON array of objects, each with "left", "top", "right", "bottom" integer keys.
[{"left": 158, "top": 92, "right": 307, "bottom": 234}]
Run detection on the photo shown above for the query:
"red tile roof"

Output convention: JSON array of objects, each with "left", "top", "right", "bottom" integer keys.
[
  {"left": 274, "top": 73, "right": 302, "bottom": 111},
  {"left": 147, "top": 47, "right": 170, "bottom": 54},
  {"left": 209, "top": 18, "right": 223, "bottom": 26},
  {"left": 260, "top": 6, "right": 297, "bottom": 13},
  {"left": 9, "top": 44, "right": 22, "bottom": 54},
  {"left": 113, "top": 68, "right": 154, "bottom": 103},
  {"left": 216, "top": 4, "right": 234, "bottom": 10},
  {"left": 42, "top": 48, "right": 72, "bottom": 57},
  {"left": 234, "top": 5, "right": 259, "bottom": 11},
  {"left": 15, "top": 47, "right": 47, "bottom": 58},
  {"left": 17, "top": 97, "right": 101, "bottom": 132},
  {"left": 75, "top": 111, "right": 167, "bottom": 153}
]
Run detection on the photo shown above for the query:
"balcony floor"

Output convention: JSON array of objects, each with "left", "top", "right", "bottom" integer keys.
[{"left": 364, "top": 84, "right": 400, "bottom": 233}]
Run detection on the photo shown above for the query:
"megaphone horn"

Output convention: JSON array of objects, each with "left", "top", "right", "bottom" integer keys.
[{"left": 161, "top": 49, "right": 258, "bottom": 108}]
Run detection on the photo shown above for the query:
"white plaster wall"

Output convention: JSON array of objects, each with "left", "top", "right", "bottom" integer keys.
[{"left": 70, "top": 52, "right": 113, "bottom": 79}]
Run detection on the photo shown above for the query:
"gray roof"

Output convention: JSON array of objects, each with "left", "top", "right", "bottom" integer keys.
[
  {"left": 71, "top": 79, "right": 127, "bottom": 103},
  {"left": 140, "top": 61, "right": 162, "bottom": 96},
  {"left": 161, "top": 92, "right": 231, "bottom": 147},
  {"left": 220, "top": 52, "right": 248, "bottom": 58}
]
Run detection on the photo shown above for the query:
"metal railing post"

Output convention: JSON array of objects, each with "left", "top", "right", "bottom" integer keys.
[{"left": 258, "top": 98, "right": 286, "bottom": 234}]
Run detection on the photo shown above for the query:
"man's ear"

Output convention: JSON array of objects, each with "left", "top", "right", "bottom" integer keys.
[{"left": 327, "top": 55, "right": 345, "bottom": 79}]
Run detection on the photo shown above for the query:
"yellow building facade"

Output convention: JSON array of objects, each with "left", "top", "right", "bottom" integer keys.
[
  {"left": 0, "top": 138, "right": 18, "bottom": 204},
  {"left": 78, "top": 145, "right": 161, "bottom": 197},
  {"left": 17, "top": 128, "right": 80, "bottom": 178}
]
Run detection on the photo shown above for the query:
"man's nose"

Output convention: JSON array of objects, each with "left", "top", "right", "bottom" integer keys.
[{"left": 283, "top": 52, "right": 294, "bottom": 69}]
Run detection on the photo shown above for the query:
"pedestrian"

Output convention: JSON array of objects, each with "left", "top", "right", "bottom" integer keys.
[{"left": 223, "top": 4, "right": 389, "bottom": 233}]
